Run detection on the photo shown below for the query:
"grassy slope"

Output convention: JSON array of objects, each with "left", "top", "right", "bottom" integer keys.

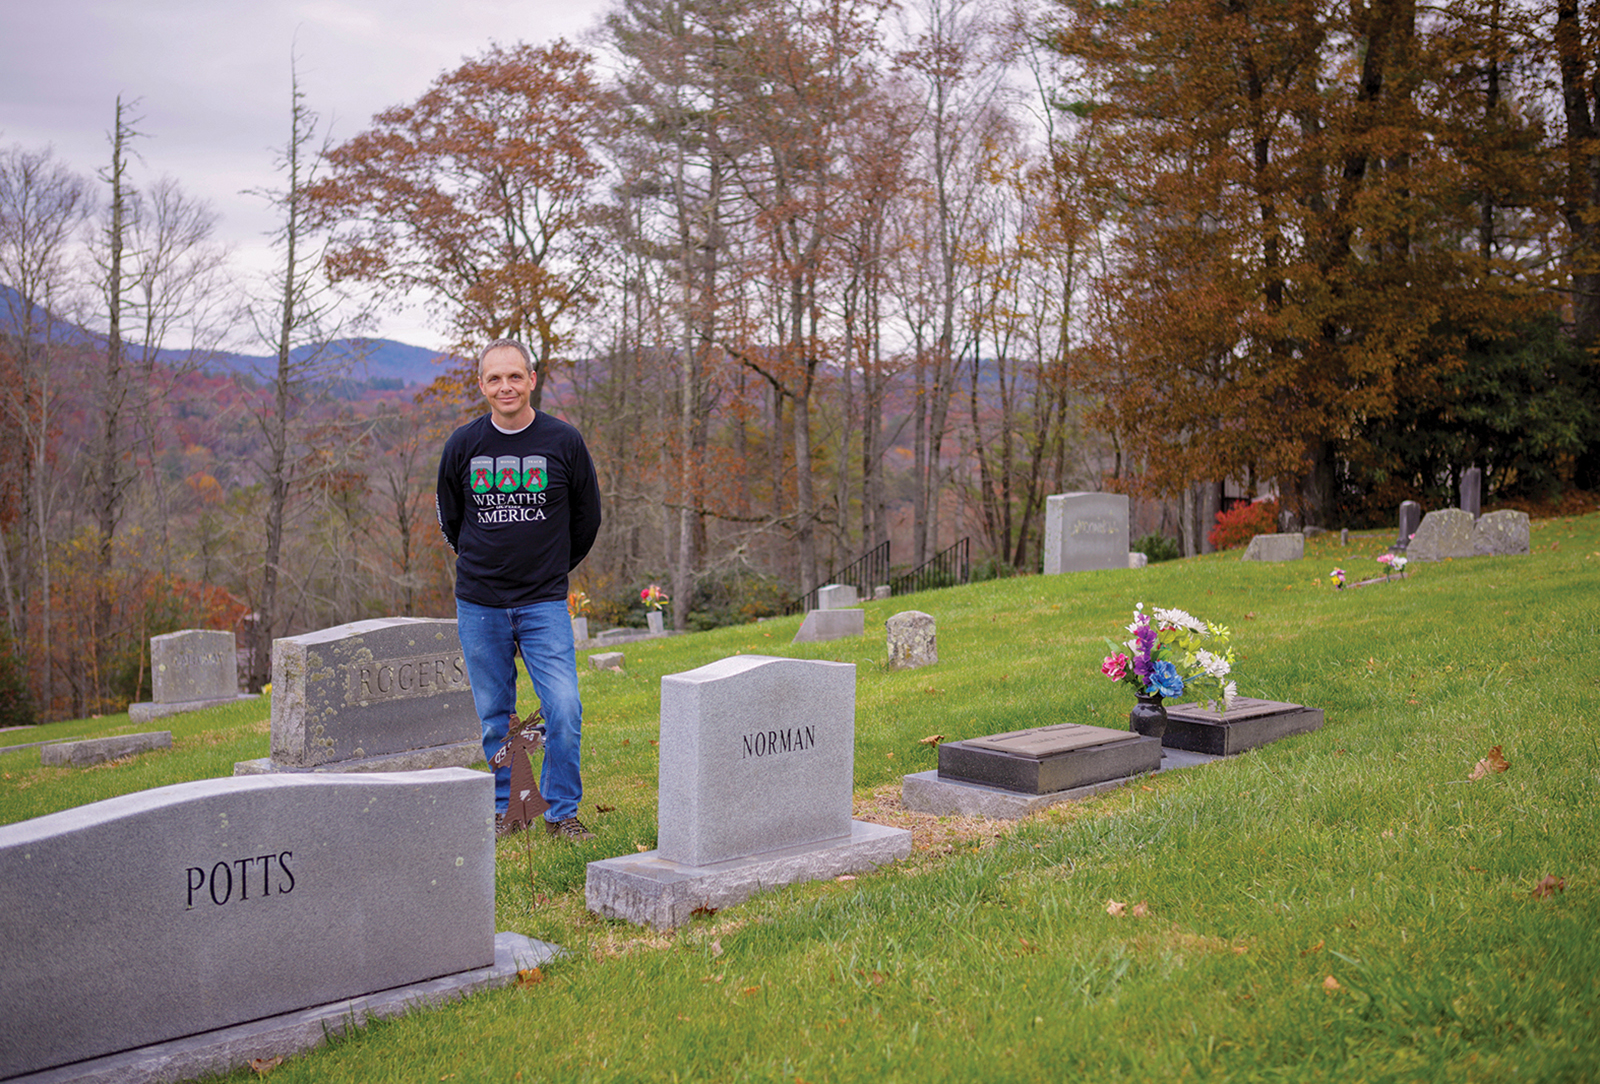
[{"left": 3, "top": 518, "right": 1597, "bottom": 1082}]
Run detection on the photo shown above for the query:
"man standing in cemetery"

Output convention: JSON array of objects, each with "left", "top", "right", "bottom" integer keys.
[{"left": 437, "top": 338, "right": 603, "bottom": 841}]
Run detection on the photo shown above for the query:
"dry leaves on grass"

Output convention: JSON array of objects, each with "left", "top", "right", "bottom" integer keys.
[
  {"left": 249, "top": 1056, "right": 283, "bottom": 1075},
  {"left": 918, "top": 734, "right": 944, "bottom": 746},
  {"left": 516, "top": 967, "right": 545, "bottom": 986},
  {"left": 1532, "top": 874, "right": 1566, "bottom": 899},
  {"left": 1105, "top": 899, "right": 1151, "bottom": 918},
  {"left": 1469, "top": 745, "right": 1510, "bottom": 781},
  {"left": 1323, "top": 975, "right": 1342, "bottom": 993}
]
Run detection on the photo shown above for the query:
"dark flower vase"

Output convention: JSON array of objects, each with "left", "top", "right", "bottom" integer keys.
[{"left": 1129, "top": 693, "right": 1168, "bottom": 739}]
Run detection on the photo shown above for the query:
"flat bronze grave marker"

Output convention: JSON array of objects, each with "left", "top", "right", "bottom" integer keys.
[
  {"left": 939, "top": 722, "right": 1160, "bottom": 795},
  {"left": 1161, "top": 697, "right": 1323, "bottom": 756}
]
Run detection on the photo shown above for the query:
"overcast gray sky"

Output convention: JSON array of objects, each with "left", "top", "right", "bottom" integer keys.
[{"left": 1, "top": 0, "right": 614, "bottom": 349}]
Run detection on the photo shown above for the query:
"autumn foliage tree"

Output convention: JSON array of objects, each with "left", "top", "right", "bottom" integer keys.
[{"left": 309, "top": 41, "right": 609, "bottom": 408}]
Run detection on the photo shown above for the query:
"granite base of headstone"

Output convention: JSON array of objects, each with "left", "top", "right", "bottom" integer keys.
[
  {"left": 1473, "top": 509, "right": 1530, "bottom": 556},
  {"left": 902, "top": 748, "right": 1217, "bottom": 820},
  {"left": 589, "top": 651, "right": 625, "bottom": 671},
  {"left": 571, "top": 616, "right": 589, "bottom": 644},
  {"left": 0, "top": 768, "right": 537, "bottom": 1081},
  {"left": 816, "top": 584, "right": 858, "bottom": 609},
  {"left": 1240, "top": 532, "right": 1305, "bottom": 562},
  {"left": 1405, "top": 508, "right": 1476, "bottom": 561},
  {"left": 885, "top": 611, "right": 936, "bottom": 670},
  {"left": 233, "top": 617, "right": 481, "bottom": 777},
  {"left": 1128, "top": 552, "right": 1149, "bottom": 569},
  {"left": 1042, "top": 492, "right": 1130, "bottom": 574},
  {"left": 647, "top": 611, "right": 666, "bottom": 636},
  {"left": 585, "top": 655, "right": 910, "bottom": 928},
  {"left": 1158, "top": 697, "right": 1323, "bottom": 757},
  {"left": 1396, "top": 500, "right": 1422, "bottom": 551},
  {"left": 128, "top": 629, "right": 258, "bottom": 723},
  {"left": 40, "top": 731, "right": 171, "bottom": 768},
  {"left": 793, "top": 608, "right": 865, "bottom": 644}
]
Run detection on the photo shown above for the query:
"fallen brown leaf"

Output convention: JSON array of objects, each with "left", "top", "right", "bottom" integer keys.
[
  {"left": 835, "top": 874, "right": 857, "bottom": 882},
  {"left": 918, "top": 734, "right": 944, "bottom": 746},
  {"left": 1468, "top": 745, "right": 1510, "bottom": 781},
  {"left": 742, "top": 985, "right": 761, "bottom": 996},
  {"left": 250, "top": 1056, "right": 283, "bottom": 1075},
  {"left": 1245, "top": 612, "right": 1256, "bottom": 619},
  {"left": 1131, "top": 901, "right": 1151, "bottom": 918},
  {"left": 517, "top": 967, "right": 545, "bottom": 986},
  {"left": 710, "top": 938, "right": 724, "bottom": 957},
  {"left": 1532, "top": 874, "right": 1566, "bottom": 899},
  {"left": 634, "top": 842, "right": 649, "bottom": 852},
  {"left": 1106, "top": 898, "right": 1126, "bottom": 917},
  {"left": 595, "top": 803, "right": 616, "bottom": 813},
  {"left": 690, "top": 905, "right": 718, "bottom": 917},
  {"left": 1322, "top": 975, "right": 1342, "bottom": 993}
]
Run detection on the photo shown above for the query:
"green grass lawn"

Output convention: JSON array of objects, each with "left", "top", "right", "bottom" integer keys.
[{"left": 4, "top": 517, "right": 1598, "bottom": 1082}]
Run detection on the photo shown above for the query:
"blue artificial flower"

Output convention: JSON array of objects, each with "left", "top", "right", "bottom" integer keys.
[{"left": 1147, "top": 659, "right": 1184, "bottom": 698}]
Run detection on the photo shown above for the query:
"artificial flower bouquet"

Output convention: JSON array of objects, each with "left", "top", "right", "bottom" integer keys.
[
  {"left": 641, "top": 583, "right": 670, "bottom": 611},
  {"left": 1376, "top": 553, "right": 1408, "bottom": 578},
  {"left": 1102, "top": 603, "right": 1237, "bottom": 711}
]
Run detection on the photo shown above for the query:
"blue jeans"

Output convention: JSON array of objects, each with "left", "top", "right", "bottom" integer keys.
[{"left": 456, "top": 597, "right": 583, "bottom": 821}]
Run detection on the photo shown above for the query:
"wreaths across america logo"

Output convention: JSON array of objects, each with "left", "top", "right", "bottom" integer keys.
[
  {"left": 467, "top": 455, "right": 550, "bottom": 524},
  {"left": 469, "top": 455, "right": 548, "bottom": 494}
]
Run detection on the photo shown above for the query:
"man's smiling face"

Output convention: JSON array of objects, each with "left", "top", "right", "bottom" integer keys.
[{"left": 478, "top": 345, "right": 537, "bottom": 428}]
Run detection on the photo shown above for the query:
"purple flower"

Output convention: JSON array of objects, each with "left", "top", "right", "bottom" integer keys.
[{"left": 1131, "top": 617, "right": 1158, "bottom": 680}]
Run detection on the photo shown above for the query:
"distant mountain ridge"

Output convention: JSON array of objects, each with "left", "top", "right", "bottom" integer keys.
[{"left": 1, "top": 283, "right": 458, "bottom": 387}]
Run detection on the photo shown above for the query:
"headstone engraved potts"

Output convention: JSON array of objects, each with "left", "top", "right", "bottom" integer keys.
[
  {"left": 1460, "top": 467, "right": 1482, "bottom": 518},
  {"left": 234, "top": 617, "right": 480, "bottom": 776},
  {"left": 0, "top": 769, "right": 553, "bottom": 1082},
  {"left": 1042, "top": 492, "right": 1130, "bottom": 574},
  {"left": 129, "top": 629, "right": 257, "bottom": 723},
  {"left": 886, "top": 611, "right": 936, "bottom": 671},
  {"left": 1405, "top": 508, "right": 1477, "bottom": 561},
  {"left": 1397, "top": 501, "right": 1422, "bottom": 551},
  {"left": 585, "top": 655, "right": 911, "bottom": 928}
]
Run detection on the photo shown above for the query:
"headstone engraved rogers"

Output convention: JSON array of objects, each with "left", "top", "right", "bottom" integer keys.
[
  {"left": 585, "top": 655, "right": 910, "bottom": 928},
  {"left": 0, "top": 769, "right": 520, "bottom": 1081},
  {"left": 1042, "top": 492, "right": 1130, "bottom": 574},
  {"left": 234, "top": 617, "right": 480, "bottom": 776},
  {"left": 1405, "top": 508, "right": 1477, "bottom": 561}
]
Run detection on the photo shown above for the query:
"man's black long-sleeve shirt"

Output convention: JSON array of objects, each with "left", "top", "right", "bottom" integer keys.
[{"left": 435, "top": 412, "right": 602, "bottom": 609}]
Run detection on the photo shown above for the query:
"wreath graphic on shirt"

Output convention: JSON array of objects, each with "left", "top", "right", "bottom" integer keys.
[{"left": 468, "top": 454, "right": 548, "bottom": 494}]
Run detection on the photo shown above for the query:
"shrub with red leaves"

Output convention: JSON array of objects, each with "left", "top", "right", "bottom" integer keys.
[{"left": 1209, "top": 499, "right": 1280, "bottom": 551}]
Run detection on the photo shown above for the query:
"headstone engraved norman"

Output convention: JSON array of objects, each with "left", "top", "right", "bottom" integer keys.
[
  {"left": 0, "top": 770, "right": 554, "bottom": 1081},
  {"left": 1472, "top": 509, "right": 1530, "bottom": 556},
  {"left": 129, "top": 629, "right": 256, "bottom": 723},
  {"left": 1405, "top": 508, "right": 1477, "bottom": 561},
  {"left": 1043, "top": 492, "right": 1129, "bottom": 574},
  {"left": 885, "top": 611, "right": 936, "bottom": 670},
  {"left": 234, "top": 617, "right": 480, "bottom": 776},
  {"left": 586, "top": 655, "right": 911, "bottom": 928},
  {"left": 1240, "top": 532, "right": 1305, "bottom": 562}
]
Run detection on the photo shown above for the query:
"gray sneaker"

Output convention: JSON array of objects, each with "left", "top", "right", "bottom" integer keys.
[{"left": 544, "top": 816, "right": 596, "bottom": 841}]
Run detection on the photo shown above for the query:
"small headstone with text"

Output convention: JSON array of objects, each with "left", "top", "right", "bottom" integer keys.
[
  {"left": 1042, "top": 492, "right": 1130, "bottom": 574},
  {"left": 129, "top": 629, "right": 255, "bottom": 723}
]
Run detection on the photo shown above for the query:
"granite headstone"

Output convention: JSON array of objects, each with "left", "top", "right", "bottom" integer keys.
[
  {"left": 235, "top": 617, "right": 479, "bottom": 776},
  {"left": 586, "top": 655, "right": 911, "bottom": 927},
  {"left": 129, "top": 629, "right": 255, "bottom": 723},
  {"left": 40, "top": 731, "right": 172, "bottom": 768},
  {"left": 885, "top": 611, "right": 936, "bottom": 670},
  {"left": 0, "top": 770, "right": 495, "bottom": 1080},
  {"left": 793, "top": 607, "right": 865, "bottom": 643},
  {"left": 1240, "top": 532, "right": 1305, "bottom": 562},
  {"left": 1460, "top": 467, "right": 1482, "bottom": 518},
  {"left": 1406, "top": 508, "right": 1477, "bottom": 561},
  {"left": 1397, "top": 500, "right": 1422, "bottom": 551},
  {"left": 816, "top": 584, "right": 859, "bottom": 610},
  {"left": 1042, "top": 492, "right": 1130, "bottom": 574},
  {"left": 1472, "top": 509, "right": 1530, "bottom": 556}
]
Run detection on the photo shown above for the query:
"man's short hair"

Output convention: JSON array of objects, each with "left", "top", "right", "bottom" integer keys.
[{"left": 478, "top": 338, "right": 535, "bottom": 376}]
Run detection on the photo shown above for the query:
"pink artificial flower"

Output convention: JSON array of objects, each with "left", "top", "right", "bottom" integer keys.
[{"left": 1102, "top": 652, "right": 1130, "bottom": 682}]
